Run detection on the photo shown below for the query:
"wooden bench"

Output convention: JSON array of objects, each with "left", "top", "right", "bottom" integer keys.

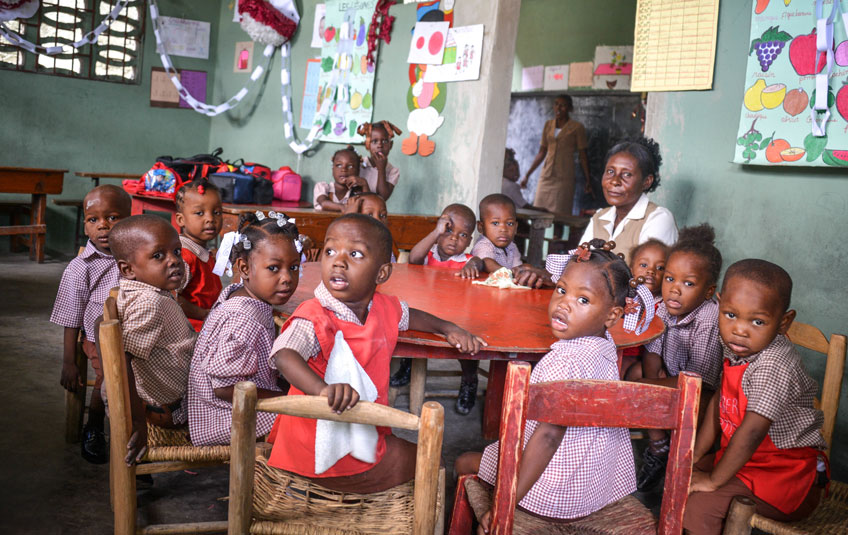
[
  {"left": 0, "top": 167, "right": 66, "bottom": 262},
  {"left": 0, "top": 201, "right": 32, "bottom": 252}
]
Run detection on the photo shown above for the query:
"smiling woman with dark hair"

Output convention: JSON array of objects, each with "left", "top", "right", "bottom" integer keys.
[{"left": 579, "top": 136, "right": 679, "bottom": 263}]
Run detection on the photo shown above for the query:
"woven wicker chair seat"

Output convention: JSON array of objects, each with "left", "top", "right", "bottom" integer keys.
[
  {"left": 750, "top": 480, "right": 848, "bottom": 535},
  {"left": 250, "top": 455, "right": 419, "bottom": 535},
  {"left": 142, "top": 423, "right": 231, "bottom": 463},
  {"left": 464, "top": 477, "right": 655, "bottom": 535}
]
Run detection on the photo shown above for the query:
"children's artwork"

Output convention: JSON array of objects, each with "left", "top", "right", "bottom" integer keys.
[
  {"left": 733, "top": 1, "right": 848, "bottom": 167},
  {"left": 543, "top": 65, "right": 569, "bottom": 92},
  {"left": 592, "top": 46, "right": 632, "bottom": 90},
  {"left": 300, "top": 59, "right": 322, "bottom": 129},
  {"left": 155, "top": 16, "right": 211, "bottom": 60},
  {"left": 177, "top": 70, "right": 207, "bottom": 109},
  {"left": 568, "top": 61, "right": 594, "bottom": 87},
  {"left": 311, "top": 4, "right": 326, "bottom": 48},
  {"left": 407, "top": 21, "right": 450, "bottom": 65},
  {"left": 233, "top": 41, "right": 253, "bottom": 73},
  {"left": 422, "top": 24, "right": 484, "bottom": 83},
  {"left": 315, "top": 0, "right": 379, "bottom": 144},
  {"left": 150, "top": 67, "right": 181, "bottom": 107},
  {"left": 521, "top": 65, "right": 544, "bottom": 91}
]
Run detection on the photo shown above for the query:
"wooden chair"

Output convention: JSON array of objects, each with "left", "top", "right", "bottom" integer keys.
[
  {"left": 723, "top": 322, "right": 847, "bottom": 535},
  {"left": 449, "top": 362, "right": 702, "bottom": 535},
  {"left": 228, "top": 381, "right": 446, "bottom": 535}
]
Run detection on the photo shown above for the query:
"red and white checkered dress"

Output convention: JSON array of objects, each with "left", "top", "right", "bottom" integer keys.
[
  {"left": 50, "top": 240, "right": 119, "bottom": 342},
  {"left": 470, "top": 235, "right": 522, "bottom": 269},
  {"left": 478, "top": 333, "right": 637, "bottom": 520}
]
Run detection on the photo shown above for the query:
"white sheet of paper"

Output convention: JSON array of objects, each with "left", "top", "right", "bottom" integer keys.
[
  {"left": 521, "top": 65, "right": 544, "bottom": 91},
  {"left": 407, "top": 21, "right": 450, "bottom": 65},
  {"left": 423, "top": 24, "right": 484, "bottom": 83},
  {"left": 543, "top": 64, "right": 569, "bottom": 91},
  {"left": 156, "top": 16, "right": 210, "bottom": 60},
  {"left": 568, "top": 61, "right": 594, "bottom": 87},
  {"left": 310, "top": 4, "right": 326, "bottom": 48}
]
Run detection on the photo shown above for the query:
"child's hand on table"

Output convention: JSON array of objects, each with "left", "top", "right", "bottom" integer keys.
[
  {"left": 689, "top": 468, "right": 718, "bottom": 494},
  {"left": 320, "top": 383, "right": 360, "bottom": 414},
  {"left": 442, "top": 323, "right": 487, "bottom": 355},
  {"left": 457, "top": 258, "right": 482, "bottom": 279},
  {"left": 513, "top": 265, "right": 545, "bottom": 289}
]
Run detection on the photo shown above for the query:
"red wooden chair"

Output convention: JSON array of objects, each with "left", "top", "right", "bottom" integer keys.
[{"left": 449, "top": 362, "right": 701, "bottom": 535}]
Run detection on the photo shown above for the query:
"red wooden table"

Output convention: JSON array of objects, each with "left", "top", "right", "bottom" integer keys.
[
  {"left": 281, "top": 263, "right": 665, "bottom": 439},
  {"left": 0, "top": 167, "right": 66, "bottom": 263}
]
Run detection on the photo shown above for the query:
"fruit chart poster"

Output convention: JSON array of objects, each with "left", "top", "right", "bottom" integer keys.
[
  {"left": 316, "top": 0, "right": 378, "bottom": 144},
  {"left": 734, "top": 0, "right": 848, "bottom": 167}
]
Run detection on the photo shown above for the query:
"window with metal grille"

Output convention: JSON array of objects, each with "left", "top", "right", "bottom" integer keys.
[{"left": 0, "top": 0, "right": 144, "bottom": 84}]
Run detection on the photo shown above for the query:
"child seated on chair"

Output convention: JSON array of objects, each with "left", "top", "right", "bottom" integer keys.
[
  {"left": 51, "top": 184, "right": 131, "bottom": 464},
  {"left": 455, "top": 239, "right": 647, "bottom": 528},
  {"left": 267, "top": 214, "right": 486, "bottom": 493},
  {"left": 188, "top": 211, "right": 300, "bottom": 446},
  {"left": 343, "top": 191, "right": 398, "bottom": 263},
  {"left": 109, "top": 215, "right": 197, "bottom": 464},
  {"left": 174, "top": 179, "right": 223, "bottom": 332},
  {"left": 637, "top": 224, "right": 723, "bottom": 491},
  {"left": 357, "top": 120, "right": 402, "bottom": 201},
  {"left": 684, "top": 260, "right": 829, "bottom": 535},
  {"left": 314, "top": 146, "right": 370, "bottom": 212}
]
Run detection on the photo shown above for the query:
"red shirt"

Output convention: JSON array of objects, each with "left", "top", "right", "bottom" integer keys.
[{"left": 179, "top": 237, "right": 223, "bottom": 332}]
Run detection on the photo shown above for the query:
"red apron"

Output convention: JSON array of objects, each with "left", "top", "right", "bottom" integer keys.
[
  {"left": 425, "top": 250, "right": 472, "bottom": 270},
  {"left": 180, "top": 247, "right": 223, "bottom": 332},
  {"left": 267, "top": 292, "right": 402, "bottom": 478},
  {"left": 715, "top": 359, "right": 822, "bottom": 514}
]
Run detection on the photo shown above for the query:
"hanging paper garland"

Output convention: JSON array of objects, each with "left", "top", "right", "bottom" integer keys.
[
  {"left": 366, "top": 0, "right": 396, "bottom": 67},
  {"left": 279, "top": 41, "right": 334, "bottom": 154}
]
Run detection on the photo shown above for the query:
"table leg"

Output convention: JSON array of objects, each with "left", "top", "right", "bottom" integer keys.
[
  {"left": 482, "top": 360, "right": 508, "bottom": 440},
  {"left": 409, "top": 358, "right": 427, "bottom": 416},
  {"left": 526, "top": 225, "right": 545, "bottom": 267},
  {"left": 32, "top": 194, "right": 46, "bottom": 263}
]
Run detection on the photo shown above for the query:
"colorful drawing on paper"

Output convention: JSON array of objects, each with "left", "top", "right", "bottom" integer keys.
[
  {"left": 422, "top": 24, "right": 484, "bottom": 83},
  {"left": 300, "top": 58, "right": 322, "bottom": 129},
  {"left": 734, "top": 1, "right": 848, "bottom": 167},
  {"left": 543, "top": 65, "right": 569, "bottom": 92},
  {"left": 315, "top": 0, "right": 378, "bottom": 144},
  {"left": 311, "top": 4, "right": 326, "bottom": 48},
  {"left": 407, "top": 21, "right": 450, "bottom": 65},
  {"left": 592, "top": 46, "right": 632, "bottom": 90}
]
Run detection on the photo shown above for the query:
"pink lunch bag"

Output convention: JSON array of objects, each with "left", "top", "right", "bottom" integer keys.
[{"left": 271, "top": 166, "right": 302, "bottom": 202}]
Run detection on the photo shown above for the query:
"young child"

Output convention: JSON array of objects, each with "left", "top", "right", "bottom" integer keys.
[
  {"left": 501, "top": 148, "right": 532, "bottom": 210},
  {"left": 267, "top": 214, "right": 486, "bottom": 492},
  {"left": 358, "top": 121, "right": 402, "bottom": 200},
  {"left": 637, "top": 224, "right": 723, "bottom": 490},
  {"left": 188, "top": 212, "right": 300, "bottom": 446},
  {"left": 621, "top": 238, "right": 669, "bottom": 379},
  {"left": 684, "top": 260, "right": 828, "bottom": 535},
  {"left": 174, "top": 179, "right": 223, "bottom": 331},
  {"left": 455, "top": 239, "right": 645, "bottom": 528},
  {"left": 51, "top": 184, "right": 131, "bottom": 463},
  {"left": 314, "top": 146, "right": 370, "bottom": 212},
  {"left": 343, "top": 191, "right": 397, "bottom": 262},
  {"left": 108, "top": 215, "right": 197, "bottom": 465}
]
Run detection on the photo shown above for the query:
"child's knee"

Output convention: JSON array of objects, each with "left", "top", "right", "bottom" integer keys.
[{"left": 454, "top": 452, "right": 482, "bottom": 476}]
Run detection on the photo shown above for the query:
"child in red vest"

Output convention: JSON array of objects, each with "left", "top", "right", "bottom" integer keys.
[
  {"left": 174, "top": 179, "right": 224, "bottom": 331},
  {"left": 268, "top": 214, "right": 485, "bottom": 492},
  {"left": 684, "top": 259, "right": 828, "bottom": 534}
]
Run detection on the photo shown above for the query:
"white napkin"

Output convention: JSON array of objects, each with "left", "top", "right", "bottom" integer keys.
[{"left": 314, "top": 330, "right": 379, "bottom": 475}]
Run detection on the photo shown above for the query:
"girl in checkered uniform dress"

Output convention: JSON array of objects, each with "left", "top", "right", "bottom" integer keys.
[
  {"left": 456, "top": 239, "right": 642, "bottom": 527},
  {"left": 188, "top": 212, "right": 301, "bottom": 446}
]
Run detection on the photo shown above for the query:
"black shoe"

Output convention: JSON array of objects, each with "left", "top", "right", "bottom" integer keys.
[
  {"left": 81, "top": 425, "right": 108, "bottom": 464},
  {"left": 455, "top": 379, "right": 478, "bottom": 415},
  {"left": 136, "top": 474, "right": 154, "bottom": 490},
  {"left": 390, "top": 358, "right": 412, "bottom": 387},
  {"left": 636, "top": 447, "right": 668, "bottom": 491}
]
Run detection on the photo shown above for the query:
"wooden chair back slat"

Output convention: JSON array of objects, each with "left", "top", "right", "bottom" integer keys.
[
  {"left": 787, "top": 322, "right": 830, "bottom": 354},
  {"left": 255, "top": 395, "right": 421, "bottom": 431},
  {"left": 104, "top": 295, "right": 118, "bottom": 322}
]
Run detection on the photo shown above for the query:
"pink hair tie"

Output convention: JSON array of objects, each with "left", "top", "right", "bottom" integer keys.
[{"left": 197, "top": 185, "right": 205, "bottom": 195}]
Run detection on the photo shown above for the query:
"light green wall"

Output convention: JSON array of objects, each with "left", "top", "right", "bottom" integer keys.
[
  {"left": 511, "top": 0, "right": 637, "bottom": 92},
  {"left": 0, "top": 0, "right": 220, "bottom": 256},
  {"left": 646, "top": 2, "right": 848, "bottom": 478}
]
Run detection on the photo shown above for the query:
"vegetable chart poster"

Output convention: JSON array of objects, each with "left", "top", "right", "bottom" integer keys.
[
  {"left": 734, "top": 0, "right": 848, "bottom": 167},
  {"left": 316, "top": 0, "right": 377, "bottom": 144}
]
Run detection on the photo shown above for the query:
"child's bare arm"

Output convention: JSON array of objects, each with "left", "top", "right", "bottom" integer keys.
[
  {"left": 274, "top": 348, "right": 360, "bottom": 413},
  {"left": 60, "top": 326, "right": 82, "bottom": 392},
  {"left": 124, "top": 351, "right": 149, "bottom": 466},
  {"left": 316, "top": 195, "right": 345, "bottom": 212},
  {"left": 520, "top": 147, "right": 547, "bottom": 188},
  {"left": 480, "top": 257, "right": 506, "bottom": 274},
  {"left": 693, "top": 390, "right": 719, "bottom": 463},
  {"left": 690, "top": 411, "right": 771, "bottom": 494},
  {"left": 177, "top": 295, "right": 209, "bottom": 321},
  {"left": 408, "top": 308, "right": 487, "bottom": 354},
  {"left": 369, "top": 150, "right": 394, "bottom": 199},
  {"left": 457, "top": 257, "right": 484, "bottom": 279},
  {"left": 409, "top": 215, "right": 450, "bottom": 265}
]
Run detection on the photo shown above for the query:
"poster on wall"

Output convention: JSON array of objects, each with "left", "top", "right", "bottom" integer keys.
[
  {"left": 316, "top": 0, "right": 378, "bottom": 144},
  {"left": 733, "top": 1, "right": 848, "bottom": 167},
  {"left": 422, "top": 24, "right": 484, "bottom": 83},
  {"left": 155, "top": 16, "right": 210, "bottom": 60},
  {"left": 592, "top": 46, "right": 632, "bottom": 90},
  {"left": 543, "top": 65, "right": 569, "bottom": 91}
]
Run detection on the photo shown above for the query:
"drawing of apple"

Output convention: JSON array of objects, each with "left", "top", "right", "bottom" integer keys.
[
  {"left": 324, "top": 27, "right": 335, "bottom": 42},
  {"left": 789, "top": 29, "right": 828, "bottom": 75},
  {"left": 836, "top": 40, "right": 848, "bottom": 66},
  {"left": 837, "top": 79, "right": 848, "bottom": 122}
]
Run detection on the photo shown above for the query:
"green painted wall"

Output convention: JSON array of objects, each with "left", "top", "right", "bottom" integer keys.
[
  {"left": 511, "top": 0, "right": 637, "bottom": 92},
  {"left": 0, "top": 0, "right": 220, "bottom": 256},
  {"left": 647, "top": 2, "right": 848, "bottom": 478}
]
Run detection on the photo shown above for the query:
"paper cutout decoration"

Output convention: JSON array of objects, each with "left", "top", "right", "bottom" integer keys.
[
  {"left": 592, "top": 46, "right": 633, "bottom": 90},
  {"left": 423, "top": 24, "right": 484, "bottom": 83},
  {"left": 234, "top": 41, "right": 253, "bottom": 72},
  {"left": 521, "top": 65, "right": 544, "bottom": 91},
  {"left": 150, "top": 67, "right": 181, "bottom": 107},
  {"left": 311, "top": 4, "right": 326, "bottom": 48},
  {"left": 568, "top": 61, "right": 594, "bottom": 87},
  {"left": 543, "top": 65, "right": 569, "bottom": 91},
  {"left": 407, "top": 21, "right": 450, "bottom": 65},
  {"left": 300, "top": 58, "right": 322, "bottom": 129}
]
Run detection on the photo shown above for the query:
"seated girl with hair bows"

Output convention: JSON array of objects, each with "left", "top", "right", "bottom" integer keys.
[{"left": 357, "top": 120, "right": 403, "bottom": 201}]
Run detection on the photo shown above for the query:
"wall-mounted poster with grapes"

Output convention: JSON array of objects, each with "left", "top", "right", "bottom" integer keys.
[{"left": 734, "top": 0, "right": 848, "bottom": 167}]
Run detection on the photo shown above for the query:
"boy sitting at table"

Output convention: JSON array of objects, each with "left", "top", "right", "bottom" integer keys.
[
  {"left": 267, "top": 214, "right": 486, "bottom": 492},
  {"left": 684, "top": 260, "right": 829, "bottom": 535}
]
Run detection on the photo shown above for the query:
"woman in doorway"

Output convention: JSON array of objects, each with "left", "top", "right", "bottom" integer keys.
[{"left": 520, "top": 95, "right": 591, "bottom": 230}]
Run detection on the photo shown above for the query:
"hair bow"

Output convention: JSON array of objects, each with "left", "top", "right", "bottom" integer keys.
[{"left": 213, "top": 231, "right": 240, "bottom": 277}]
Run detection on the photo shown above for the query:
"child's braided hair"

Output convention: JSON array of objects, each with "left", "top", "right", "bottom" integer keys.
[
  {"left": 550, "top": 239, "right": 639, "bottom": 307},
  {"left": 175, "top": 178, "right": 220, "bottom": 210},
  {"left": 229, "top": 211, "right": 300, "bottom": 266},
  {"left": 356, "top": 120, "right": 402, "bottom": 151}
]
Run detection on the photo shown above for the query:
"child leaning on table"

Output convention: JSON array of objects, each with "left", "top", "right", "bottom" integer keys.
[
  {"left": 50, "top": 184, "right": 131, "bottom": 464},
  {"left": 314, "top": 145, "right": 370, "bottom": 212},
  {"left": 266, "top": 214, "right": 486, "bottom": 493},
  {"left": 109, "top": 215, "right": 197, "bottom": 465},
  {"left": 683, "top": 260, "right": 829, "bottom": 535},
  {"left": 455, "top": 239, "right": 653, "bottom": 528}
]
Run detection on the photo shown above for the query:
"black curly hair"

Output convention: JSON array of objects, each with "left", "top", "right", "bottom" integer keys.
[
  {"left": 327, "top": 213, "right": 394, "bottom": 264},
  {"left": 332, "top": 145, "right": 362, "bottom": 169},
  {"left": 562, "top": 239, "right": 638, "bottom": 307},
  {"left": 175, "top": 178, "right": 220, "bottom": 210},
  {"left": 604, "top": 136, "right": 663, "bottom": 193},
  {"left": 629, "top": 239, "right": 670, "bottom": 268},
  {"left": 723, "top": 259, "right": 793, "bottom": 313},
  {"left": 669, "top": 223, "right": 723, "bottom": 285},
  {"left": 229, "top": 212, "right": 300, "bottom": 266}
]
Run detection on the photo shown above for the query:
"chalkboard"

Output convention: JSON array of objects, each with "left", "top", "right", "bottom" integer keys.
[{"left": 505, "top": 92, "right": 644, "bottom": 213}]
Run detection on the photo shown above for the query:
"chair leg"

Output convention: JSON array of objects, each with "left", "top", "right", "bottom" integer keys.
[
  {"left": 410, "top": 358, "right": 427, "bottom": 416},
  {"left": 722, "top": 496, "right": 755, "bottom": 535},
  {"left": 449, "top": 474, "right": 475, "bottom": 535},
  {"left": 434, "top": 467, "right": 445, "bottom": 535},
  {"left": 64, "top": 340, "right": 88, "bottom": 443}
]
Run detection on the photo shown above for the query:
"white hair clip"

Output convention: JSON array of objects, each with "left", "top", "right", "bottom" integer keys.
[
  {"left": 255, "top": 210, "right": 266, "bottom": 221},
  {"left": 294, "top": 237, "right": 303, "bottom": 253},
  {"left": 241, "top": 235, "right": 252, "bottom": 250}
]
